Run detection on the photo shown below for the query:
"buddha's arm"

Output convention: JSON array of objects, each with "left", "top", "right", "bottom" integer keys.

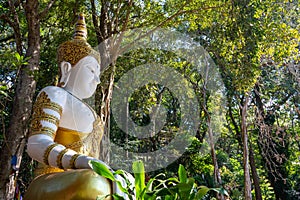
[
  {"left": 27, "top": 135, "right": 96, "bottom": 169},
  {"left": 27, "top": 86, "right": 101, "bottom": 170}
]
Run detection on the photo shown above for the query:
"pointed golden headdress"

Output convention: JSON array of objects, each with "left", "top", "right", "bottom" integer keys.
[{"left": 57, "top": 13, "right": 100, "bottom": 65}]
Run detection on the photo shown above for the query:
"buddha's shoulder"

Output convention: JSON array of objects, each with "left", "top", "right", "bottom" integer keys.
[{"left": 37, "top": 86, "right": 69, "bottom": 106}]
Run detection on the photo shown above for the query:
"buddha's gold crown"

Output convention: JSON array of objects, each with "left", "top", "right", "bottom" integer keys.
[{"left": 57, "top": 13, "right": 100, "bottom": 65}]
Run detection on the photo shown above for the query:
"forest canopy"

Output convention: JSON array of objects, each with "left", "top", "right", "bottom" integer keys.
[{"left": 0, "top": 0, "right": 299, "bottom": 199}]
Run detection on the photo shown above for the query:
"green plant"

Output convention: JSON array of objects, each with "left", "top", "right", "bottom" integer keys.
[{"left": 89, "top": 160, "right": 229, "bottom": 200}]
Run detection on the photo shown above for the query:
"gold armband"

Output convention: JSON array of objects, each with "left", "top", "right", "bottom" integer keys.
[
  {"left": 43, "top": 143, "right": 60, "bottom": 165},
  {"left": 34, "top": 114, "right": 60, "bottom": 126},
  {"left": 29, "top": 127, "right": 56, "bottom": 138},
  {"left": 69, "top": 154, "right": 81, "bottom": 169},
  {"left": 56, "top": 148, "right": 69, "bottom": 169}
]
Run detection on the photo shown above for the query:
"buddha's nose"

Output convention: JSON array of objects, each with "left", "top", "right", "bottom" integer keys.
[{"left": 94, "top": 75, "right": 100, "bottom": 84}]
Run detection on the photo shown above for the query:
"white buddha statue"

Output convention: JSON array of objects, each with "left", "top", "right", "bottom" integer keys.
[{"left": 24, "top": 14, "right": 129, "bottom": 200}]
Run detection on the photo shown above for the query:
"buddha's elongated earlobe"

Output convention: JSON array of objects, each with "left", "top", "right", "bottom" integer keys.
[{"left": 59, "top": 61, "right": 72, "bottom": 87}]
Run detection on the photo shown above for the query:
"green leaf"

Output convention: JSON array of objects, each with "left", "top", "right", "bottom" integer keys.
[
  {"left": 195, "top": 186, "right": 210, "bottom": 199},
  {"left": 176, "top": 178, "right": 195, "bottom": 200},
  {"left": 167, "top": 177, "right": 179, "bottom": 182},
  {"left": 132, "top": 160, "right": 146, "bottom": 198},
  {"left": 141, "top": 177, "right": 155, "bottom": 198},
  {"left": 89, "top": 160, "right": 116, "bottom": 181},
  {"left": 15, "top": 52, "right": 21, "bottom": 62},
  {"left": 178, "top": 164, "right": 187, "bottom": 183},
  {"left": 116, "top": 181, "right": 128, "bottom": 193},
  {"left": 164, "top": 195, "right": 174, "bottom": 200},
  {"left": 145, "top": 177, "right": 154, "bottom": 191},
  {"left": 114, "top": 169, "right": 125, "bottom": 175},
  {"left": 111, "top": 194, "right": 125, "bottom": 200}
]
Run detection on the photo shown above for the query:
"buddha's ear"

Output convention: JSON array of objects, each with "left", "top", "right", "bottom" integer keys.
[{"left": 59, "top": 61, "right": 72, "bottom": 87}]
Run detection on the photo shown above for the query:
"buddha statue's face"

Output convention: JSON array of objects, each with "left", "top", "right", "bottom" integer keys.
[{"left": 62, "top": 56, "right": 100, "bottom": 99}]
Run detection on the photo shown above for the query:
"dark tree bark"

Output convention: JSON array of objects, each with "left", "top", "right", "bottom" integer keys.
[
  {"left": 0, "top": 0, "right": 55, "bottom": 199},
  {"left": 249, "top": 144, "right": 262, "bottom": 200}
]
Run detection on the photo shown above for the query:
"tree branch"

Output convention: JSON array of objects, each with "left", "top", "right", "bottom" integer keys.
[
  {"left": 111, "top": 0, "right": 122, "bottom": 32},
  {"left": 156, "top": 4, "right": 226, "bottom": 29},
  {"left": 38, "top": 0, "right": 56, "bottom": 19},
  {"left": 7, "top": 0, "right": 23, "bottom": 54},
  {"left": 91, "top": 0, "right": 101, "bottom": 42},
  {"left": 120, "top": 0, "right": 133, "bottom": 33}
]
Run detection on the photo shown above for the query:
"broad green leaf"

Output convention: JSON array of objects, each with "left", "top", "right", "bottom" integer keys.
[
  {"left": 89, "top": 160, "right": 115, "bottom": 181},
  {"left": 178, "top": 164, "right": 187, "bottom": 183},
  {"left": 176, "top": 178, "right": 195, "bottom": 200},
  {"left": 132, "top": 160, "right": 146, "bottom": 198}
]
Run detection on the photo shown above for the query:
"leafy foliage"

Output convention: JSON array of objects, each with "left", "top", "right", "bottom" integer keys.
[
  {"left": 90, "top": 160, "right": 229, "bottom": 200},
  {"left": 0, "top": 0, "right": 299, "bottom": 199}
]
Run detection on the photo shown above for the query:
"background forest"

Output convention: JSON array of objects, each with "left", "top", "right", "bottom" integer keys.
[{"left": 0, "top": 0, "right": 299, "bottom": 199}]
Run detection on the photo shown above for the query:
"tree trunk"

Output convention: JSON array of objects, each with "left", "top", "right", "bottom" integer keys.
[
  {"left": 203, "top": 63, "right": 224, "bottom": 200},
  {"left": 208, "top": 121, "right": 224, "bottom": 200},
  {"left": 0, "top": 1, "right": 40, "bottom": 199},
  {"left": 240, "top": 95, "right": 252, "bottom": 200},
  {"left": 91, "top": 0, "right": 113, "bottom": 163},
  {"left": 91, "top": 0, "right": 132, "bottom": 164},
  {"left": 97, "top": 69, "right": 115, "bottom": 163},
  {"left": 249, "top": 144, "right": 262, "bottom": 200}
]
